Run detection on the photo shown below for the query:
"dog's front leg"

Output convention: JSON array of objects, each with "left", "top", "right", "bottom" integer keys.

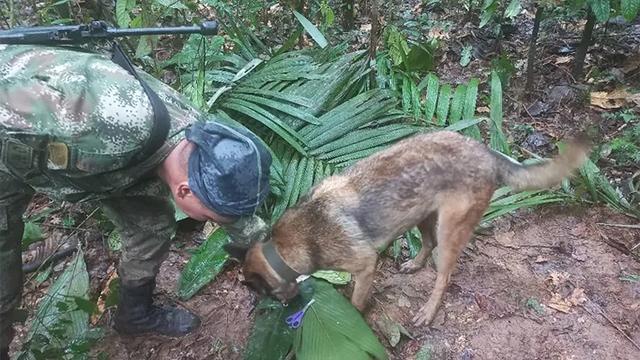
[
  {"left": 351, "top": 265, "right": 376, "bottom": 311},
  {"left": 349, "top": 252, "right": 378, "bottom": 312}
]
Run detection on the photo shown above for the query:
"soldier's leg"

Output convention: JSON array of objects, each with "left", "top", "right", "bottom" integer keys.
[
  {"left": 0, "top": 172, "right": 34, "bottom": 357},
  {"left": 100, "top": 191, "right": 200, "bottom": 337}
]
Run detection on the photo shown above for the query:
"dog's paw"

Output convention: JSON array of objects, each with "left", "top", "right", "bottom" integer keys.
[
  {"left": 412, "top": 305, "right": 437, "bottom": 327},
  {"left": 399, "top": 260, "right": 423, "bottom": 274}
]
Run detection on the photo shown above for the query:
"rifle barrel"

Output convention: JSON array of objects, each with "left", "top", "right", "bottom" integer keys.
[
  {"left": 108, "top": 21, "right": 218, "bottom": 37},
  {"left": 0, "top": 20, "right": 218, "bottom": 45}
]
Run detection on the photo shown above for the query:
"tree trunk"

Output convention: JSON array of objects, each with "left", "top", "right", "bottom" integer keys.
[
  {"left": 296, "top": 0, "right": 306, "bottom": 48},
  {"left": 342, "top": 0, "right": 355, "bottom": 30},
  {"left": 368, "top": 0, "right": 379, "bottom": 86},
  {"left": 525, "top": 5, "right": 544, "bottom": 93},
  {"left": 573, "top": 9, "right": 596, "bottom": 80}
]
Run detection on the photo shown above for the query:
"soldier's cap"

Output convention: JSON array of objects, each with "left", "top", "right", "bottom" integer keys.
[{"left": 185, "top": 121, "right": 272, "bottom": 218}]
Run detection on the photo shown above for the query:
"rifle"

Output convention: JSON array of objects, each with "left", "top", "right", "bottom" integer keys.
[{"left": 0, "top": 20, "right": 219, "bottom": 44}]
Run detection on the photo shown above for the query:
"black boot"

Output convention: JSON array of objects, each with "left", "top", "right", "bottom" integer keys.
[
  {"left": 114, "top": 281, "right": 200, "bottom": 337},
  {"left": 0, "top": 347, "right": 8, "bottom": 360}
]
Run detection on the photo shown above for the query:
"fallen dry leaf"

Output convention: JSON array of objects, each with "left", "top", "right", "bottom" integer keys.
[
  {"left": 91, "top": 266, "right": 118, "bottom": 325},
  {"left": 548, "top": 293, "right": 572, "bottom": 313},
  {"left": 545, "top": 271, "right": 570, "bottom": 287},
  {"left": 547, "top": 286, "right": 586, "bottom": 314},
  {"left": 555, "top": 56, "right": 572, "bottom": 65},
  {"left": 567, "top": 287, "right": 587, "bottom": 306},
  {"left": 590, "top": 88, "right": 639, "bottom": 109}
]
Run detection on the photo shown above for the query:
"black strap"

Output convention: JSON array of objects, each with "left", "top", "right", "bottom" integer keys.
[
  {"left": 110, "top": 42, "right": 170, "bottom": 164},
  {"left": 262, "top": 241, "right": 301, "bottom": 282}
]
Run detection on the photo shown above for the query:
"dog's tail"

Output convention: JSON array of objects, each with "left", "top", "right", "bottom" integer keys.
[{"left": 493, "top": 137, "right": 591, "bottom": 191}]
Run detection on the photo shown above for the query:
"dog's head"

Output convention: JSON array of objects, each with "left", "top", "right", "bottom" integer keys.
[{"left": 225, "top": 241, "right": 300, "bottom": 303}]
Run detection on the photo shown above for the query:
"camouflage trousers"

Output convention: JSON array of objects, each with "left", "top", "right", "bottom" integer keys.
[{"left": 0, "top": 172, "right": 179, "bottom": 349}]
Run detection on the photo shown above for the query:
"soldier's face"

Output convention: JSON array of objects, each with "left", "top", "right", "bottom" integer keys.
[{"left": 174, "top": 184, "right": 234, "bottom": 224}]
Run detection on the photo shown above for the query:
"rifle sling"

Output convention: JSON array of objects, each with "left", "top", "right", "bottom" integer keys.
[{"left": 110, "top": 42, "right": 170, "bottom": 165}]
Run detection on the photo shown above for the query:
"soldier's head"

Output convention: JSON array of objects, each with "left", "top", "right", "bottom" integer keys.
[{"left": 161, "top": 121, "right": 272, "bottom": 224}]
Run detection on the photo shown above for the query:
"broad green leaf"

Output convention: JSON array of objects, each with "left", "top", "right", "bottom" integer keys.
[
  {"left": 293, "top": 10, "right": 328, "bottom": 48},
  {"left": 26, "top": 249, "right": 90, "bottom": 355},
  {"left": 288, "top": 157, "right": 309, "bottom": 207},
  {"left": 576, "top": 158, "right": 639, "bottom": 218},
  {"left": 329, "top": 144, "right": 391, "bottom": 167},
  {"left": 222, "top": 99, "right": 307, "bottom": 154},
  {"left": 115, "top": 0, "right": 133, "bottom": 28},
  {"left": 588, "top": 0, "right": 611, "bottom": 22},
  {"left": 621, "top": 0, "right": 640, "bottom": 21},
  {"left": 234, "top": 87, "right": 313, "bottom": 107},
  {"left": 177, "top": 228, "right": 230, "bottom": 300},
  {"left": 444, "top": 118, "right": 486, "bottom": 132},
  {"left": 293, "top": 279, "right": 388, "bottom": 360},
  {"left": 317, "top": 127, "right": 421, "bottom": 160},
  {"left": 311, "top": 270, "right": 352, "bottom": 285},
  {"left": 416, "top": 344, "right": 434, "bottom": 360},
  {"left": 230, "top": 93, "right": 320, "bottom": 125},
  {"left": 22, "top": 221, "right": 43, "bottom": 250},
  {"left": 435, "top": 84, "right": 452, "bottom": 126},
  {"left": 272, "top": 156, "right": 300, "bottom": 222},
  {"left": 504, "top": 0, "right": 522, "bottom": 18},
  {"left": 480, "top": 0, "right": 498, "bottom": 27},
  {"left": 402, "top": 77, "right": 412, "bottom": 114},
  {"left": 462, "top": 78, "right": 481, "bottom": 139},
  {"left": 423, "top": 74, "right": 439, "bottom": 123},
  {"left": 489, "top": 71, "right": 509, "bottom": 154},
  {"left": 411, "top": 80, "right": 422, "bottom": 119},
  {"left": 34, "top": 264, "right": 53, "bottom": 285},
  {"left": 274, "top": 29, "right": 305, "bottom": 57},
  {"left": 448, "top": 84, "right": 466, "bottom": 125},
  {"left": 460, "top": 45, "right": 473, "bottom": 67},
  {"left": 154, "top": 0, "right": 189, "bottom": 9},
  {"left": 107, "top": 230, "right": 122, "bottom": 252},
  {"left": 404, "top": 227, "right": 422, "bottom": 258},
  {"left": 306, "top": 92, "right": 398, "bottom": 147},
  {"left": 244, "top": 298, "right": 295, "bottom": 360}
]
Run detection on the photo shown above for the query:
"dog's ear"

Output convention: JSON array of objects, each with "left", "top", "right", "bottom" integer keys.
[{"left": 223, "top": 243, "right": 249, "bottom": 261}]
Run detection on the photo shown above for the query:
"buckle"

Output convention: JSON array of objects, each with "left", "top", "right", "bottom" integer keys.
[{"left": 47, "top": 142, "right": 69, "bottom": 170}]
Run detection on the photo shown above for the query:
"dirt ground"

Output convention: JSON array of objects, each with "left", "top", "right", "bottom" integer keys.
[{"left": 72, "top": 204, "right": 638, "bottom": 360}]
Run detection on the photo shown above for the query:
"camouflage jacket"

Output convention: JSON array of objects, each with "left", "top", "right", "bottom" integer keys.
[{"left": 0, "top": 44, "right": 206, "bottom": 202}]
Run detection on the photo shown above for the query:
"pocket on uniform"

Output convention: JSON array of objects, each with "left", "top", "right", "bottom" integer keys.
[{"left": 0, "top": 207, "right": 8, "bottom": 231}]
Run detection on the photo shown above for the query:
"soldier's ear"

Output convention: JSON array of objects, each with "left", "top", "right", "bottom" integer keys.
[{"left": 224, "top": 243, "right": 249, "bottom": 261}]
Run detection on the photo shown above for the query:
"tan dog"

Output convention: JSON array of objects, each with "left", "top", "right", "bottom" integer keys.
[{"left": 228, "top": 130, "right": 589, "bottom": 326}]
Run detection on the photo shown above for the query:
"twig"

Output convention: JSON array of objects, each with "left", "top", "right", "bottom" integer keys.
[
  {"left": 582, "top": 299, "right": 640, "bottom": 352},
  {"left": 596, "top": 223, "right": 640, "bottom": 230},
  {"left": 483, "top": 240, "right": 559, "bottom": 251}
]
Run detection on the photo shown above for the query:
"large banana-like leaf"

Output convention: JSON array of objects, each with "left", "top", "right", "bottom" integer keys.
[{"left": 19, "top": 249, "right": 100, "bottom": 359}]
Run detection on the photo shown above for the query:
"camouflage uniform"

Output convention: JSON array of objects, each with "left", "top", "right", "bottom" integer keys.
[{"left": 0, "top": 44, "right": 268, "bottom": 350}]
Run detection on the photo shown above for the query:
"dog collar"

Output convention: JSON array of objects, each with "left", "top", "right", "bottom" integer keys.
[{"left": 262, "top": 241, "right": 301, "bottom": 283}]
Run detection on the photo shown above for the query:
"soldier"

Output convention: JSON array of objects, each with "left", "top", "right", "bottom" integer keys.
[{"left": 0, "top": 44, "right": 272, "bottom": 358}]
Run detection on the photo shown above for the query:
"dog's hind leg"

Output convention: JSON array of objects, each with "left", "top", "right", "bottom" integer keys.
[
  {"left": 412, "top": 197, "right": 487, "bottom": 327},
  {"left": 348, "top": 247, "right": 379, "bottom": 312},
  {"left": 400, "top": 212, "right": 438, "bottom": 273}
]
